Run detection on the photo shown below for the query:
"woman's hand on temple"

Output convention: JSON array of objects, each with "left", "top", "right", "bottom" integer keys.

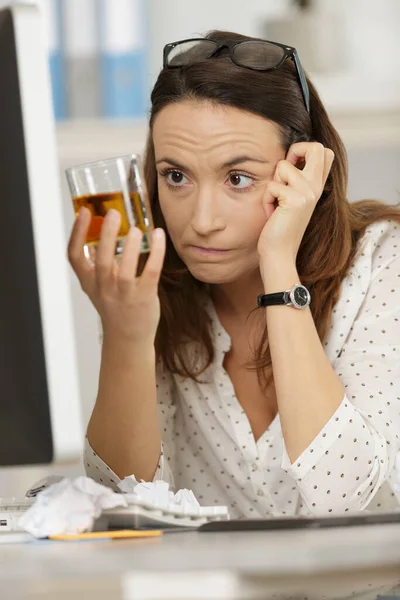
[
  {"left": 257, "top": 142, "right": 334, "bottom": 270},
  {"left": 68, "top": 207, "right": 166, "bottom": 345}
]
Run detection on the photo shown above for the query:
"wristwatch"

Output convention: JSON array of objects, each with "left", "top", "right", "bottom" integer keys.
[{"left": 257, "top": 284, "right": 311, "bottom": 310}]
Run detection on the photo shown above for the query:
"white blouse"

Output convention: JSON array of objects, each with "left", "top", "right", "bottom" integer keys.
[{"left": 85, "top": 219, "right": 400, "bottom": 518}]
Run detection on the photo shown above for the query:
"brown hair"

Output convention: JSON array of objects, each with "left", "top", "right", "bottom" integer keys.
[{"left": 143, "top": 30, "right": 400, "bottom": 390}]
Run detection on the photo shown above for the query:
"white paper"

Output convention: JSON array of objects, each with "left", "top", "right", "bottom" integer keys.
[
  {"left": 19, "top": 476, "right": 127, "bottom": 538},
  {"left": 118, "top": 475, "right": 200, "bottom": 511}
]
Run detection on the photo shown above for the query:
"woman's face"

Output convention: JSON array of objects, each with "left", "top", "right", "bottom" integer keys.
[{"left": 153, "top": 100, "right": 286, "bottom": 284}]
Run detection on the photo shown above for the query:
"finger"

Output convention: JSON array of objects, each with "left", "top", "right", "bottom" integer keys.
[
  {"left": 322, "top": 148, "right": 335, "bottom": 186},
  {"left": 274, "top": 160, "right": 313, "bottom": 197},
  {"left": 67, "top": 207, "right": 94, "bottom": 284},
  {"left": 95, "top": 209, "right": 121, "bottom": 290},
  {"left": 285, "top": 142, "right": 310, "bottom": 165},
  {"left": 286, "top": 142, "right": 325, "bottom": 182},
  {"left": 266, "top": 180, "right": 315, "bottom": 209},
  {"left": 117, "top": 227, "right": 143, "bottom": 293},
  {"left": 137, "top": 228, "right": 166, "bottom": 295}
]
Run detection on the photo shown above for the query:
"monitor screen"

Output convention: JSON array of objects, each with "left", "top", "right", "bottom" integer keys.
[{"left": 0, "top": 4, "right": 82, "bottom": 467}]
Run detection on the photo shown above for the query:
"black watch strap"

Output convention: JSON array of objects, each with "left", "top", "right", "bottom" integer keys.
[{"left": 257, "top": 292, "right": 287, "bottom": 307}]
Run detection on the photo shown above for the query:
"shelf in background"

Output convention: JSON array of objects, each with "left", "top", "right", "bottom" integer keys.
[
  {"left": 56, "top": 111, "right": 400, "bottom": 165},
  {"left": 330, "top": 111, "right": 400, "bottom": 149},
  {"left": 56, "top": 119, "right": 149, "bottom": 166}
]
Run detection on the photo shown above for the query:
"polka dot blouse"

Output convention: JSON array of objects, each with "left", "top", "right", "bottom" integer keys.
[{"left": 85, "top": 220, "right": 400, "bottom": 518}]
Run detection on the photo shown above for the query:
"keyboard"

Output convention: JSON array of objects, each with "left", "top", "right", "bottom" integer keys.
[
  {"left": 0, "top": 497, "right": 35, "bottom": 532},
  {"left": 96, "top": 496, "right": 230, "bottom": 531},
  {"left": 0, "top": 495, "right": 229, "bottom": 534}
]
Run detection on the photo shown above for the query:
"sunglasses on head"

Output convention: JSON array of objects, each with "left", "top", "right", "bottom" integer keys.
[{"left": 163, "top": 38, "right": 311, "bottom": 115}]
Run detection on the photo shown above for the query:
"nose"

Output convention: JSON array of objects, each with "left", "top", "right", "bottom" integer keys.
[{"left": 190, "top": 186, "right": 226, "bottom": 237}]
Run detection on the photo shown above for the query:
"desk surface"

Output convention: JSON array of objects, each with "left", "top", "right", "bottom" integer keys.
[{"left": 1, "top": 524, "right": 400, "bottom": 599}]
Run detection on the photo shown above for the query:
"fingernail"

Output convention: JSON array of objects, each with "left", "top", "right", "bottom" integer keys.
[
  {"left": 107, "top": 209, "right": 120, "bottom": 222},
  {"left": 153, "top": 228, "right": 163, "bottom": 239},
  {"left": 129, "top": 227, "right": 141, "bottom": 238}
]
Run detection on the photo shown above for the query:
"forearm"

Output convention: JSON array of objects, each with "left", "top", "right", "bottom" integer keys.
[
  {"left": 261, "top": 261, "right": 344, "bottom": 463},
  {"left": 87, "top": 336, "right": 161, "bottom": 481},
  {"left": 281, "top": 399, "right": 391, "bottom": 513}
]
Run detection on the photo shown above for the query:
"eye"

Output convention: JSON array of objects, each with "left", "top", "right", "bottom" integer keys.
[
  {"left": 228, "top": 172, "right": 254, "bottom": 190},
  {"left": 160, "top": 169, "right": 188, "bottom": 187}
]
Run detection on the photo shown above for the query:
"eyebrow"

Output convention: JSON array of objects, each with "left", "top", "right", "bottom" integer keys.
[{"left": 155, "top": 155, "right": 270, "bottom": 176}]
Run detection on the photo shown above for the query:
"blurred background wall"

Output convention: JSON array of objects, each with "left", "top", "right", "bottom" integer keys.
[{"left": 0, "top": 0, "right": 399, "bottom": 495}]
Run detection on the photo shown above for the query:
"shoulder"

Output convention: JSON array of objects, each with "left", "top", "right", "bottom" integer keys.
[
  {"left": 355, "top": 219, "right": 400, "bottom": 275},
  {"left": 155, "top": 356, "right": 175, "bottom": 390},
  {"left": 343, "top": 218, "right": 400, "bottom": 313},
  {"left": 325, "top": 219, "right": 399, "bottom": 362}
]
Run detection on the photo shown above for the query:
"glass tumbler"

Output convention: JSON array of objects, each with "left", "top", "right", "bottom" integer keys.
[{"left": 65, "top": 155, "right": 154, "bottom": 261}]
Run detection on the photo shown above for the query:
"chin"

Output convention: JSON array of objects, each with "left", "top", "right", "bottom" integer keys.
[{"left": 186, "top": 263, "right": 245, "bottom": 285}]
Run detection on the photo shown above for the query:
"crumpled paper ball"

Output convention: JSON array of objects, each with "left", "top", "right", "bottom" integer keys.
[
  {"left": 19, "top": 476, "right": 127, "bottom": 538},
  {"left": 118, "top": 474, "right": 200, "bottom": 511}
]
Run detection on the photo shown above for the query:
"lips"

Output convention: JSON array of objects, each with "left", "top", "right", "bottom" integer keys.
[
  {"left": 189, "top": 245, "right": 230, "bottom": 256},
  {"left": 195, "top": 246, "right": 227, "bottom": 251}
]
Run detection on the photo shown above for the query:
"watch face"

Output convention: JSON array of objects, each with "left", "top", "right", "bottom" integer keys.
[{"left": 293, "top": 285, "right": 309, "bottom": 307}]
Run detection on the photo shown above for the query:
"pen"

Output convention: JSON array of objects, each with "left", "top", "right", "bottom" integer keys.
[{"left": 48, "top": 529, "right": 163, "bottom": 541}]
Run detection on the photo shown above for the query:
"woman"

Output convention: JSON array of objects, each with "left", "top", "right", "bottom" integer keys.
[{"left": 69, "top": 31, "right": 400, "bottom": 518}]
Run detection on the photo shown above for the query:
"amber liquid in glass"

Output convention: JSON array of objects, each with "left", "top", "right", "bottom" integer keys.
[{"left": 73, "top": 191, "right": 149, "bottom": 247}]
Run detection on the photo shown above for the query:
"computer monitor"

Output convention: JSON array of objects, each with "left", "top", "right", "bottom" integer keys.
[{"left": 0, "top": 3, "right": 83, "bottom": 467}]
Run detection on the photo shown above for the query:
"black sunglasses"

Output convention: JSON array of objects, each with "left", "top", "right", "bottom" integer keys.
[{"left": 163, "top": 38, "right": 310, "bottom": 114}]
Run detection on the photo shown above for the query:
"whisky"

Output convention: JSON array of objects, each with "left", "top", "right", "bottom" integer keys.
[
  {"left": 73, "top": 191, "right": 151, "bottom": 252},
  {"left": 73, "top": 192, "right": 129, "bottom": 244}
]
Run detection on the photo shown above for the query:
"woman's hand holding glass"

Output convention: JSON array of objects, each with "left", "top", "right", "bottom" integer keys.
[{"left": 68, "top": 207, "right": 166, "bottom": 346}]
